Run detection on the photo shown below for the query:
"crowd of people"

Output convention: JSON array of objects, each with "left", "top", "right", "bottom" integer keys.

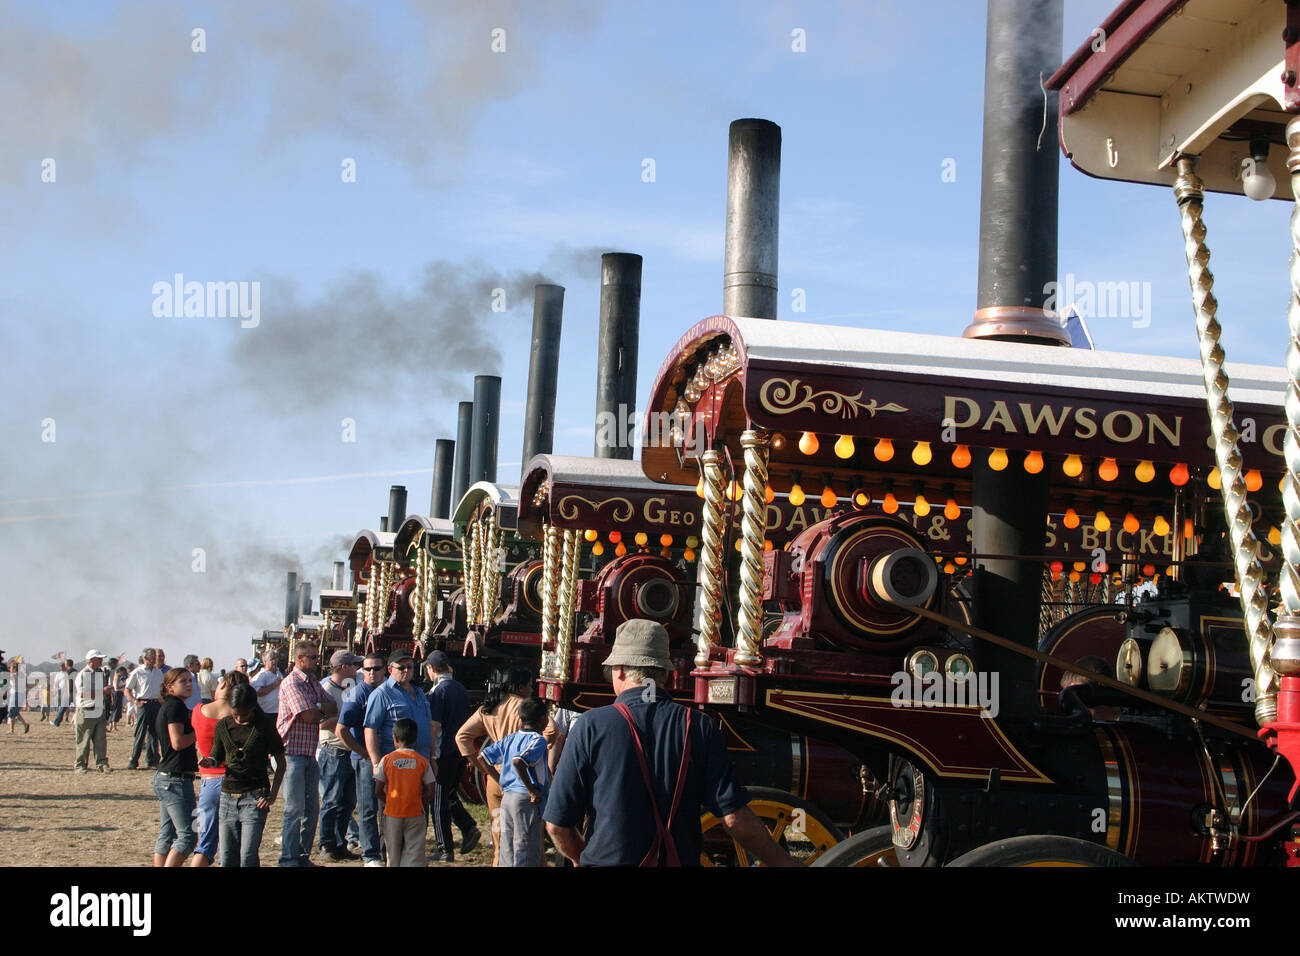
[{"left": 1, "top": 620, "right": 798, "bottom": 868}]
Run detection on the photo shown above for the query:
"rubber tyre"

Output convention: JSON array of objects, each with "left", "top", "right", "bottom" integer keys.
[
  {"left": 946, "top": 835, "right": 1138, "bottom": 867},
  {"left": 810, "top": 825, "right": 897, "bottom": 867},
  {"left": 699, "top": 786, "right": 844, "bottom": 866}
]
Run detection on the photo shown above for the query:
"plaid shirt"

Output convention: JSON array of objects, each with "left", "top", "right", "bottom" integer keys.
[{"left": 276, "top": 667, "right": 328, "bottom": 756}]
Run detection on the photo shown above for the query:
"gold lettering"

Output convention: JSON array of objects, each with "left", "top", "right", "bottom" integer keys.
[
  {"left": 1073, "top": 407, "right": 1098, "bottom": 440},
  {"left": 1043, "top": 517, "right": 1057, "bottom": 549},
  {"left": 1147, "top": 414, "right": 1181, "bottom": 449},
  {"left": 1115, "top": 529, "right": 1134, "bottom": 552},
  {"left": 981, "top": 400, "right": 1017, "bottom": 433},
  {"left": 1019, "top": 403, "right": 1071, "bottom": 436},
  {"left": 944, "top": 395, "right": 980, "bottom": 429},
  {"left": 1139, "top": 529, "right": 1158, "bottom": 554},
  {"left": 644, "top": 497, "right": 666, "bottom": 524},
  {"left": 1081, "top": 526, "right": 1100, "bottom": 551},
  {"left": 1102, "top": 410, "right": 1142, "bottom": 443},
  {"left": 765, "top": 504, "right": 782, "bottom": 528},
  {"left": 1264, "top": 423, "right": 1286, "bottom": 456},
  {"left": 785, "top": 507, "right": 809, "bottom": 533}
]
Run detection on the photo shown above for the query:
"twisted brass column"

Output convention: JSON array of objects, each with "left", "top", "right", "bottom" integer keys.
[
  {"left": 463, "top": 522, "right": 480, "bottom": 629},
  {"left": 540, "top": 524, "right": 560, "bottom": 677},
  {"left": 412, "top": 549, "right": 424, "bottom": 640},
  {"left": 481, "top": 511, "right": 500, "bottom": 627},
  {"left": 1175, "top": 157, "right": 1277, "bottom": 723},
  {"left": 556, "top": 529, "right": 580, "bottom": 682},
  {"left": 1276, "top": 116, "right": 1300, "bottom": 710},
  {"left": 697, "top": 449, "right": 727, "bottom": 667},
  {"left": 735, "top": 429, "right": 769, "bottom": 666}
]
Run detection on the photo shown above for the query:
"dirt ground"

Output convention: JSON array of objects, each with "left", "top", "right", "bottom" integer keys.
[{"left": 0, "top": 714, "right": 493, "bottom": 867}]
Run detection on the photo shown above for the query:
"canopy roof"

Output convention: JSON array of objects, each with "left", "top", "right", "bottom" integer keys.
[
  {"left": 392, "top": 514, "right": 460, "bottom": 560},
  {"left": 347, "top": 530, "right": 396, "bottom": 577},
  {"left": 1047, "top": 0, "right": 1292, "bottom": 196},
  {"left": 450, "top": 481, "right": 519, "bottom": 538}
]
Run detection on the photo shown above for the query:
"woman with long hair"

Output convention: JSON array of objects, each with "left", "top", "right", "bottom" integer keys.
[
  {"left": 153, "top": 667, "right": 198, "bottom": 866},
  {"left": 204, "top": 683, "right": 285, "bottom": 867},
  {"left": 189, "top": 670, "right": 249, "bottom": 867},
  {"left": 197, "top": 658, "right": 217, "bottom": 704},
  {"left": 454, "top": 665, "right": 554, "bottom": 865}
]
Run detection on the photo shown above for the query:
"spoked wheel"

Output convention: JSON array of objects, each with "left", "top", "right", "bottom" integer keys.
[
  {"left": 810, "top": 825, "right": 898, "bottom": 867},
  {"left": 945, "top": 835, "right": 1138, "bottom": 867},
  {"left": 699, "top": 787, "right": 844, "bottom": 866}
]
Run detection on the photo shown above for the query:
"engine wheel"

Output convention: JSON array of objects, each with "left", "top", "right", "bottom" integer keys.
[
  {"left": 810, "top": 825, "right": 897, "bottom": 867},
  {"left": 945, "top": 835, "right": 1138, "bottom": 867},
  {"left": 699, "top": 787, "right": 843, "bottom": 866}
]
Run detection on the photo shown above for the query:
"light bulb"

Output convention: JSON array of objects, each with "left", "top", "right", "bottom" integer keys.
[
  {"left": 686, "top": 536, "right": 698, "bottom": 548},
  {"left": 945, "top": 499, "right": 960, "bottom": 520},
  {"left": 584, "top": 529, "right": 598, "bottom": 542},
  {"left": 608, "top": 530, "right": 622, "bottom": 543},
  {"left": 764, "top": 540, "right": 774, "bottom": 552},
  {"left": 988, "top": 448, "right": 1009, "bottom": 471},
  {"left": 696, "top": 478, "right": 705, "bottom": 499},
  {"left": 729, "top": 480, "right": 742, "bottom": 501},
  {"left": 1245, "top": 469, "right": 1263, "bottom": 492},
  {"left": 1184, "top": 518, "right": 1195, "bottom": 539},
  {"left": 660, "top": 534, "right": 673, "bottom": 547},
  {"left": 788, "top": 482, "right": 806, "bottom": 506},
  {"left": 1143, "top": 563, "right": 1156, "bottom": 578},
  {"left": 854, "top": 491, "right": 870, "bottom": 507},
  {"left": 799, "top": 432, "right": 820, "bottom": 455},
  {"left": 913, "top": 494, "right": 930, "bottom": 517},
  {"left": 1135, "top": 460, "right": 1155, "bottom": 483},
  {"left": 1152, "top": 515, "right": 1170, "bottom": 537},
  {"left": 820, "top": 485, "right": 837, "bottom": 508},
  {"left": 1169, "top": 462, "right": 1189, "bottom": 486},
  {"left": 912, "top": 441, "right": 932, "bottom": 466},
  {"left": 683, "top": 547, "right": 696, "bottom": 562},
  {"left": 951, "top": 445, "right": 971, "bottom": 468},
  {"left": 1050, "top": 560, "right": 1063, "bottom": 576},
  {"left": 1208, "top": 467, "right": 1221, "bottom": 490},
  {"left": 1063, "top": 454, "right": 1083, "bottom": 477},
  {"left": 1068, "top": 570, "right": 1081, "bottom": 583},
  {"left": 882, "top": 492, "right": 899, "bottom": 514},
  {"left": 1063, "top": 507, "right": 1080, "bottom": 529},
  {"left": 1073, "top": 561, "right": 1086, "bottom": 572},
  {"left": 615, "top": 543, "right": 627, "bottom": 556},
  {"left": 592, "top": 541, "right": 605, "bottom": 556},
  {"left": 943, "top": 562, "right": 955, "bottom": 574},
  {"left": 954, "top": 555, "right": 967, "bottom": 566},
  {"left": 834, "top": 434, "right": 855, "bottom": 459},
  {"left": 734, "top": 538, "right": 742, "bottom": 552},
  {"left": 771, "top": 432, "right": 785, "bottom": 450},
  {"left": 1269, "top": 526, "right": 1282, "bottom": 546},
  {"left": 1098, "top": 458, "right": 1119, "bottom": 482},
  {"left": 764, "top": 483, "right": 775, "bottom": 503},
  {"left": 1023, "top": 450, "right": 1044, "bottom": 474},
  {"left": 635, "top": 532, "right": 648, "bottom": 546},
  {"left": 1123, "top": 512, "right": 1139, "bottom": 534},
  {"left": 1094, "top": 510, "right": 1111, "bottom": 532},
  {"left": 1242, "top": 151, "right": 1276, "bottom": 201},
  {"left": 874, "top": 438, "right": 894, "bottom": 462}
]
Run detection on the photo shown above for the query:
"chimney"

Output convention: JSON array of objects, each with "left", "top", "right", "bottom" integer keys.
[
  {"left": 431, "top": 439, "right": 455, "bottom": 519},
  {"left": 453, "top": 401, "right": 474, "bottom": 505},
  {"left": 379, "top": 516, "right": 389, "bottom": 533},
  {"left": 966, "top": 0, "right": 1065, "bottom": 720},
  {"left": 469, "top": 375, "right": 502, "bottom": 485},
  {"left": 723, "top": 119, "right": 781, "bottom": 320},
  {"left": 594, "top": 253, "right": 642, "bottom": 460},
  {"left": 332, "top": 561, "right": 345, "bottom": 591},
  {"left": 299, "top": 582, "right": 311, "bottom": 617},
  {"left": 284, "top": 571, "right": 298, "bottom": 628},
  {"left": 520, "top": 285, "right": 565, "bottom": 475},
  {"left": 388, "top": 485, "right": 407, "bottom": 531}
]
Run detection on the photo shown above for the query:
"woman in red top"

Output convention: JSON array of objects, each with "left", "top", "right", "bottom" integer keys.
[{"left": 190, "top": 671, "right": 248, "bottom": 867}]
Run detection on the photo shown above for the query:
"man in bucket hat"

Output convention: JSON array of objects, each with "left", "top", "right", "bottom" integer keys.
[{"left": 543, "top": 619, "right": 796, "bottom": 866}]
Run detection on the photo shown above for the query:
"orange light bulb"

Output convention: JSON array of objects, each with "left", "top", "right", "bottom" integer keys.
[
  {"left": 1245, "top": 469, "right": 1263, "bottom": 492},
  {"left": 944, "top": 498, "right": 960, "bottom": 521},
  {"left": 615, "top": 542, "right": 627, "bottom": 556},
  {"left": 951, "top": 444, "right": 971, "bottom": 468},
  {"left": 1062, "top": 507, "right": 1080, "bottom": 529},
  {"left": 584, "top": 529, "right": 598, "bottom": 542},
  {"left": 1023, "top": 450, "right": 1044, "bottom": 474},
  {"left": 695, "top": 478, "right": 705, "bottom": 499},
  {"left": 764, "top": 483, "right": 775, "bottom": 503},
  {"left": 834, "top": 434, "right": 855, "bottom": 459},
  {"left": 1269, "top": 526, "right": 1282, "bottom": 546},
  {"left": 1184, "top": 518, "right": 1195, "bottom": 539},
  {"left": 1098, "top": 458, "right": 1119, "bottom": 482},
  {"left": 592, "top": 541, "right": 605, "bottom": 556},
  {"left": 1152, "top": 515, "right": 1170, "bottom": 537},
  {"left": 912, "top": 441, "right": 933, "bottom": 466},
  {"left": 788, "top": 482, "right": 806, "bottom": 506},
  {"left": 988, "top": 447, "right": 1009, "bottom": 471},
  {"left": 1135, "top": 460, "right": 1155, "bottom": 483},
  {"left": 608, "top": 530, "right": 622, "bottom": 543},
  {"left": 634, "top": 532, "right": 648, "bottom": 546},
  {"left": 1062, "top": 454, "right": 1084, "bottom": 478},
  {"left": 854, "top": 491, "right": 870, "bottom": 507},
  {"left": 943, "top": 562, "right": 955, "bottom": 574},
  {"left": 683, "top": 547, "right": 696, "bottom": 561},
  {"left": 1208, "top": 467, "right": 1221, "bottom": 490},
  {"left": 913, "top": 494, "right": 930, "bottom": 517},
  {"left": 1123, "top": 512, "right": 1139, "bottom": 534},
  {"left": 874, "top": 438, "right": 895, "bottom": 462},
  {"left": 1169, "top": 462, "right": 1190, "bottom": 486},
  {"left": 660, "top": 534, "right": 673, "bottom": 548},
  {"left": 764, "top": 540, "right": 774, "bottom": 552},
  {"left": 820, "top": 485, "right": 837, "bottom": 508},
  {"left": 798, "top": 432, "right": 820, "bottom": 455},
  {"left": 1094, "top": 510, "right": 1111, "bottom": 532},
  {"left": 882, "top": 492, "right": 899, "bottom": 514}
]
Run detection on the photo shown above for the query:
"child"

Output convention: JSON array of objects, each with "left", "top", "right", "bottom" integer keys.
[
  {"left": 374, "top": 717, "right": 435, "bottom": 867},
  {"left": 476, "top": 697, "right": 549, "bottom": 867}
]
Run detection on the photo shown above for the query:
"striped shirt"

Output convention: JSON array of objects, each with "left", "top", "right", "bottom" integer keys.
[{"left": 276, "top": 667, "right": 329, "bottom": 756}]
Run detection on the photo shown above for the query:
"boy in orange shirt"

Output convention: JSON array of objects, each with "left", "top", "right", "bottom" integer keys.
[{"left": 374, "top": 717, "right": 435, "bottom": 867}]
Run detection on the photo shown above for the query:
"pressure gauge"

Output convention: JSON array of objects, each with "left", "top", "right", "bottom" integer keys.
[
  {"left": 907, "top": 649, "right": 939, "bottom": 678},
  {"left": 945, "top": 653, "right": 974, "bottom": 680},
  {"left": 1116, "top": 638, "right": 1143, "bottom": 686}
]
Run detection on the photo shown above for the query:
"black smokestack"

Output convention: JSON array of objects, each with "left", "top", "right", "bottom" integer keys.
[
  {"left": 453, "top": 401, "right": 474, "bottom": 505},
  {"left": 284, "top": 571, "right": 298, "bottom": 628},
  {"left": 332, "top": 561, "right": 345, "bottom": 591},
  {"left": 967, "top": 0, "right": 1064, "bottom": 719},
  {"left": 723, "top": 119, "right": 781, "bottom": 320},
  {"left": 299, "top": 582, "right": 311, "bottom": 617},
  {"left": 469, "top": 375, "right": 502, "bottom": 485},
  {"left": 595, "top": 253, "right": 642, "bottom": 460},
  {"left": 379, "top": 516, "right": 389, "bottom": 533},
  {"left": 431, "top": 439, "right": 455, "bottom": 519},
  {"left": 520, "top": 285, "right": 564, "bottom": 474},
  {"left": 388, "top": 485, "right": 407, "bottom": 531}
]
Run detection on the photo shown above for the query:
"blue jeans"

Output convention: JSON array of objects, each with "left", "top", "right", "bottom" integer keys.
[
  {"left": 278, "top": 754, "right": 320, "bottom": 866},
  {"left": 317, "top": 747, "right": 356, "bottom": 851},
  {"left": 152, "top": 772, "right": 197, "bottom": 857},
  {"left": 353, "top": 753, "right": 381, "bottom": 863},
  {"left": 195, "top": 776, "right": 222, "bottom": 860},
  {"left": 219, "top": 790, "right": 269, "bottom": 867}
]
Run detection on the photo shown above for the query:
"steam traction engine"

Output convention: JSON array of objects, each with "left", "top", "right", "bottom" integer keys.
[{"left": 633, "top": 316, "right": 1295, "bottom": 866}]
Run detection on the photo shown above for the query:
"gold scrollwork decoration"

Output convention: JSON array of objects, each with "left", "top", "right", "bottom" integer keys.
[
  {"left": 555, "top": 494, "right": 635, "bottom": 523},
  {"left": 758, "top": 377, "right": 907, "bottom": 421}
]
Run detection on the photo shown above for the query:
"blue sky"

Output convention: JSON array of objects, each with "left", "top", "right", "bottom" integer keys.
[{"left": 2, "top": 0, "right": 1291, "bottom": 668}]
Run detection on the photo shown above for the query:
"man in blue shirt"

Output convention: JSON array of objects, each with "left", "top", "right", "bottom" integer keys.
[
  {"left": 425, "top": 651, "right": 481, "bottom": 862},
  {"left": 337, "top": 652, "right": 387, "bottom": 867},
  {"left": 363, "top": 650, "right": 434, "bottom": 765},
  {"left": 544, "top": 620, "right": 797, "bottom": 867}
]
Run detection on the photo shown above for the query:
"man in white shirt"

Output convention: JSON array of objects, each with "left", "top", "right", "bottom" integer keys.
[
  {"left": 251, "top": 648, "right": 283, "bottom": 717},
  {"left": 73, "top": 650, "right": 111, "bottom": 774},
  {"left": 125, "top": 649, "right": 163, "bottom": 769}
]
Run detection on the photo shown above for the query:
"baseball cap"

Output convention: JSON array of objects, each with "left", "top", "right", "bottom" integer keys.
[
  {"left": 85, "top": 649, "right": 106, "bottom": 661},
  {"left": 330, "top": 650, "right": 364, "bottom": 667}
]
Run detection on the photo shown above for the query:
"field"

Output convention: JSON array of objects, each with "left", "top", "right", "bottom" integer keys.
[{"left": 0, "top": 715, "right": 493, "bottom": 867}]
